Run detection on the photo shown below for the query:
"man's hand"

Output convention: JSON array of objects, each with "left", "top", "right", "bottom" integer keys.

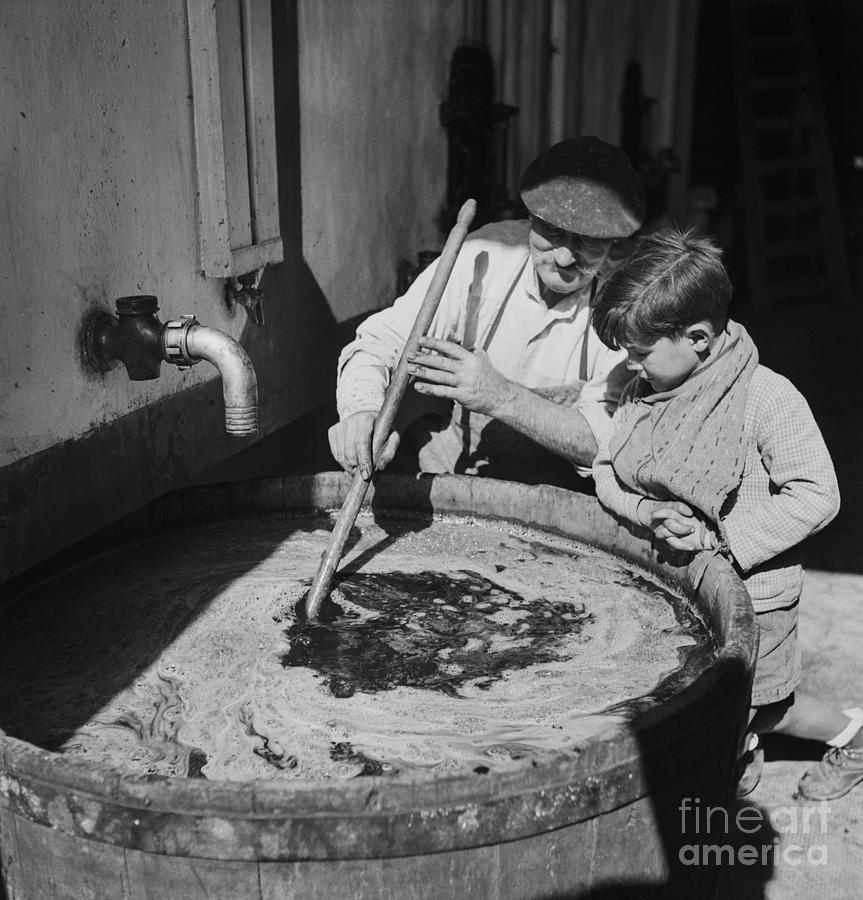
[
  {"left": 327, "top": 411, "right": 401, "bottom": 481},
  {"left": 406, "top": 336, "right": 516, "bottom": 415}
]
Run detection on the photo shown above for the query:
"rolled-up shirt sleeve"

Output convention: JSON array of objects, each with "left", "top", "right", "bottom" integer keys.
[{"left": 336, "top": 260, "right": 444, "bottom": 420}]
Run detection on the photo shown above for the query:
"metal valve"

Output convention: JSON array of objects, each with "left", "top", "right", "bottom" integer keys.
[{"left": 225, "top": 268, "right": 266, "bottom": 327}]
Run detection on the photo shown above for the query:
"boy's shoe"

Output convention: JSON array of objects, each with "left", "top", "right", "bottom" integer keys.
[
  {"left": 796, "top": 745, "right": 863, "bottom": 801},
  {"left": 735, "top": 746, "right": 764, "bottom": 798}
]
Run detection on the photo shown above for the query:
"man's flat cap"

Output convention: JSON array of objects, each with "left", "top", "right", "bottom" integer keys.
[{"left": 520, "top": 137, "right": 646, "bottom": 238}]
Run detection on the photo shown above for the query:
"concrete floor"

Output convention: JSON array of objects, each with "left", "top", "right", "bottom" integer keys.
[{"left": 719, "top": 570, "right": 863, "bottom": 899}]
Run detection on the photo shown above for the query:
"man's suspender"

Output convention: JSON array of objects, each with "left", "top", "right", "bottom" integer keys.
[
  {"left": 478, "top": 261, "right": 598, "bottom": 383},
  {"left": 578, "top": 276, "right": 599, "bottom": 382}
]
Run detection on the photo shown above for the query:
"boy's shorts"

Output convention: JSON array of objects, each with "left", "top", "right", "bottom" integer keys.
[{"left": 751, "top": 600, "right": 802, "bottom": 707}]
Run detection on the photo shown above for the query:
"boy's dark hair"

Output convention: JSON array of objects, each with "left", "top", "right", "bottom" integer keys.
[{"left": 592, "top": 226, "right": 732, "bottom": 350}]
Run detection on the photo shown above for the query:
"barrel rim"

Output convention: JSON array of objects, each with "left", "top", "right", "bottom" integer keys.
[{"left": 0, "top": 472, "right": 757, "bottom": 860}]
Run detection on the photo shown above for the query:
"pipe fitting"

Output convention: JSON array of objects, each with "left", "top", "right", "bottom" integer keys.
[{"left": 162, "top": 315, "right": 200, "bottom": 369}]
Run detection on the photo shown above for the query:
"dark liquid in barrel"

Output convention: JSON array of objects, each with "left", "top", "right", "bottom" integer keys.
[{"left": 0, "top": 513, "right": 714, "bottom": 781}]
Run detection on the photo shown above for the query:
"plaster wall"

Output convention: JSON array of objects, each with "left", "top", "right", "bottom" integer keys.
[
  {"left": 0, "top": 0, "right": 468, "bottom": 581},
  {"left": 299, "top": 0, "right": 463, "bottom": 322},
  {"left": 578, "top": 0, "right": 684, "bottom": 151},
  {"left": 0, "top": 0, "right": 237, "bottom": 468}
]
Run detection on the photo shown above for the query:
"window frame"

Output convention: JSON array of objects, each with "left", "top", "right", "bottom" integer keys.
[{"left": 186, "top": 0, "right": 283, "bottom": 278}]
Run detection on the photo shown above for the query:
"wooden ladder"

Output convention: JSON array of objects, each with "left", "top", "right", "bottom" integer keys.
[{"left": 731, "top": 0, "right": 851, "bottom": 312}]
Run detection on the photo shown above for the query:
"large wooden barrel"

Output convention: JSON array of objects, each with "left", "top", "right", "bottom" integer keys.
[{"left": 0, "top": 473, "right": 756, "bottom": 899}]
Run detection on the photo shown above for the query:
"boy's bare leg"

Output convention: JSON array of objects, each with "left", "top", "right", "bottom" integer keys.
[
  {"left": 737, "top": 693, "right": 863, "bottom": 800},
  {"left": 750, "top": 691, "right": 863, "bottom": 746}
]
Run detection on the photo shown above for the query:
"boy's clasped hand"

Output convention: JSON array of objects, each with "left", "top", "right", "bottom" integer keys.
[{"left": 636, "top": 498, "right": 718, "bottom": 552}]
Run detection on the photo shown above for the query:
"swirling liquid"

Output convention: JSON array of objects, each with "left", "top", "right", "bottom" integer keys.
[{"left": 0, "top": 511, "right": 714, "bottom": 781}]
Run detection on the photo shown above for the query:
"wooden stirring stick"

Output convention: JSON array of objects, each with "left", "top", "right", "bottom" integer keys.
[{"left": 304, "top": 198, "right": 477, "bottom": 620}]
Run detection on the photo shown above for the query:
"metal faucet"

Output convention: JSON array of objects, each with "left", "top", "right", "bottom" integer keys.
[{"left": 84, "top": 295, "right": 258, "bottom": 435}]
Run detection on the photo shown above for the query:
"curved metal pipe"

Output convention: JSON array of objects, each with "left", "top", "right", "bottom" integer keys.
[{"left": 183, "top": 325, "right": 258, "bottom": 435}]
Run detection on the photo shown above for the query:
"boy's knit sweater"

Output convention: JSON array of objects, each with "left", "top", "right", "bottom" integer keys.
[{"left": 594, "top": 355, "right": 840, "bottom": 612}]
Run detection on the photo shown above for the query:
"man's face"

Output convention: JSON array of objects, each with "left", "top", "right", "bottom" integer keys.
[{"left": 528, "top": 216, "right": 616, "bottom": 299}]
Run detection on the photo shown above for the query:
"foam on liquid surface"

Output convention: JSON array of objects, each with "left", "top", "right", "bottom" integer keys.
[{"left": 0, "top": 511, "right": 714, "bottom": 781}]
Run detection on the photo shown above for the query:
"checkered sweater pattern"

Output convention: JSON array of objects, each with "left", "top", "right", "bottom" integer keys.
[{"left": 594, "top": 365, "right": 840, "bottom": 611}]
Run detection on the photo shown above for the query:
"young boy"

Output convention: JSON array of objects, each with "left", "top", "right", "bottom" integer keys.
[{"left": 590, "top": 226, "right": 863, "bottom": 800}]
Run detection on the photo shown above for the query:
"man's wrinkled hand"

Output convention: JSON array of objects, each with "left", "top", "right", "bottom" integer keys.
[
  {"left": 406, "top": 336, "right": 515, "bottom": 415},
  {"left": 327, "top": 411, "right": 401, "bottom": 481}
]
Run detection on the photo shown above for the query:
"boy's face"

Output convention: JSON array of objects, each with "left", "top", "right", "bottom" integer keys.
[{"left": 623, "top": 329, "right": 708, "bottom": 393}]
